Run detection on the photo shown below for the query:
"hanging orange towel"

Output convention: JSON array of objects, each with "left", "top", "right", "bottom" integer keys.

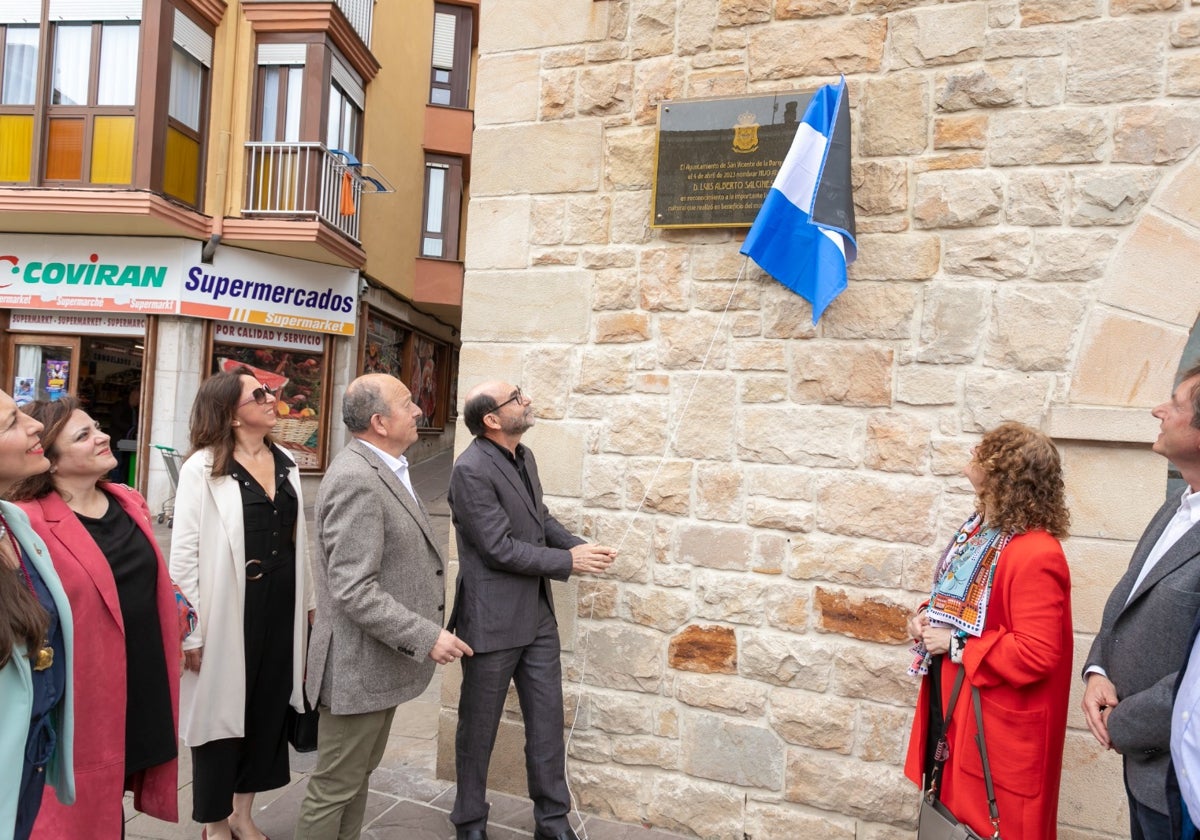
[{"left": 339, "top": 170, "right": 357, "bottom": 216}]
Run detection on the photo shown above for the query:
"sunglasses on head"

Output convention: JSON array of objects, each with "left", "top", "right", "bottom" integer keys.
[{"left": 237, "top": 384, "right": 276, "bottom": 408}]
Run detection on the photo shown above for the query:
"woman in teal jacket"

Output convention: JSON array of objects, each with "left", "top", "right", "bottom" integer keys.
[{"left": 0, "top": 386, "right": 74, "bottom": 840}]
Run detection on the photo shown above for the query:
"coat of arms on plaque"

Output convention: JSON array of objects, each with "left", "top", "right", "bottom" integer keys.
[{"left": 732, "top": 111, "right": 759, "bottom": 154}]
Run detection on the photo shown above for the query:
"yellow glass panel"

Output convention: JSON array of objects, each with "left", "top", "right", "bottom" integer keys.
[
  {"left": 164, "top": 126, "right": 199, "bottom": 206},
  {"left": 45, "top": 118, "right": 84, "bottom": 181},
  {"left": 91, "top": 116, "right": 135, "bottom": 184},
  {"left": 0, "top": 115, "right": 34, "bottom": 182}
]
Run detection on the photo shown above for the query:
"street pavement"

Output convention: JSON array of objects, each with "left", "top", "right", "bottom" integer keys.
[{"left": 126, "top": 448, "right": 688, "bottom": 840}]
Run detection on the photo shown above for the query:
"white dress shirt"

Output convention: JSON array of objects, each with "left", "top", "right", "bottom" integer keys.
[
  {"left": 1166, "top": 488, "right": 1200, "bottom": 819},
  {"left": 358, "top": 439, "right": 418, "bottom": 503}
]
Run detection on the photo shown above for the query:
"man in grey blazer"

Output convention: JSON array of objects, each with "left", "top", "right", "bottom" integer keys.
[
  {"left": 1084, "top": 361, "right": 1200, "bottom": 840},
  {"left": 447, "top": 381, "right": 616, "bottom": 840},
  {"left": 297, "top": 374, "right": 472, "bottom": 840}
]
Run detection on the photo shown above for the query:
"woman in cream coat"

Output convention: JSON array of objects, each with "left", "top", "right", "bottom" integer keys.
[{"left": 170, "top": 369, "right": 313, "bottom": 840}]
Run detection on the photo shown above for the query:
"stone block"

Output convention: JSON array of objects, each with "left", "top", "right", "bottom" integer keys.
[
  {"left": 639, "top": 247, "right": 691, "bottom": 311},
  {"left": 693, "top": 279, "right": 762, "bottom": 312},
  {"left": 612, "top": 736, "right": 679, "bottom": 769},
  {"left": 532, "top": 249, "right": 578, "bottom": 266},
  {"left": 1155, "top": 153, "right": 1200, "bottom": 228},
  {"left": 761, "top": 284, "right": 819, "bottom": 337},
  {"left": 473, "top": 122, "right": 603, "bottom": 196},
  {"left": 912, "top": 151, "right": 986, "bottom": 173},
  {"left": 816, "top": 473, "right": 941, "bottom": 544},
  {"left": 475, "top": 53, "right": 540, "bottom": 125},
  {"left": 602, "top": 398, "right": 668, "bottom": 455},
  {"left": 565, "top": 195, "right": 612, "bottom": 245},
  {"left": 933, "top": 114, "right": 987, "bottom": 149},
  {"left": 1024, "top": 56, "right": 1065, "bottom": 106},
  {"left": 682, "top": 712, "right": 784, "bottom": 789},
  {"left": 585, "top": 690, "right": 655, "bottom": 735},
  {"left": 860, "top": 73, "right": 929, "bottom": 156},
  {"left": 1066, "top": 20, "right": 1163, "bottom": 103},
  {"left": 571, "top": 624, "right": 664, "bottom": 692},
  {"left": 984, "top": 28, "right": 1066, "bottom": 59},
  {"left": 768, "top": 689, "right": 856, "bottom": 752},
  {"left": 833, "top": 643, "right": 923, "bottom": 706},
  {"left": 542, "top": 48, "right": 585, "bottom": 69},
  {"left": 678, "top": 0, "right": 719, "bottom": 55},
  {"left": 632, "top": 1, "right": 677, "bottom": 59},
  {"left": 741, "top": 374, "right": 789, "bottom": 403},
  {"left": 852, "top": 159, "right": 909, "bottom": 215},
  {"left": 776, "top": 0, "right": 850, "bottom": 18},
  {"left": 1168, "top": 54, "right": 1200, "bottom": 97},
  {"left": 856, "top": 702, "right": 914, "bottom": 763},
  {"left": 686, "top": 69, "right": 748, "bottom": 98},
  {"left": 678, "top": 522, "right": 754, "bottom": 571},
  {"left": 915, "top": 284, "right": 988, "bottom": 364},
  {"left": 913, "top": 170, "right": 1003, "bottom": 228},
  {"left": 668, "top": 624, "right": 738, "bottom": 674},
  {"left": 522, "top": 346, "right": 574, "bottom": 420},
  {"left": 890, "top": 4, "right": 987, "bottom": 68},
  {"left": 625, "top": 586, "right": 693, "bottom": 632},
  {"left": 1062, "top": 443, "right": 1166, "bottom": 541},
  {"left": 1071, "top": 168, "right": 1161, "bottom": 226},
  {"left": 530, "top": 198, "right": 566, "bottom": 245},
  {"left": 764, "top": 583, "right": 810, "bottom": 631},
  {"left": 789, "top": 534, "right": 910, "bottom": 590},
  {"left": 658, "top": 313, "right": 729, "bottom": 369},
  {"left": 719, "top": 0, "right": 772, "bottom": 25},
  {"left": 784, "top": 748, "right": 919, "bottom": 824},
  {"left": 1007, "top": 171, "right": 1068, "bottom": 226},
  {"left": 647, "top": 775, "right": 745, "bottom": 838},
  {"left": 746, "top": 465, "right": 816, "bottom": 500},
  {"left": 730, "top": 340, "right": 787, "bottom": 371},
  {"left": 738, "top": 631, "right": 833, "bottom": 688},
  {"left": 755, "top": 533, "right": 788, "bottom": 576},
  {"left": 1035, "top": 231, "right": 1118, "bottom": 282},
  {"left": 565, "top": 763, "right": 647, "bottom": 823},
  {"left": 738, "top": 406, "right": 863, "bottom": 467},
  {"left": 747, "top": 17, "right": 887, "bottom": 79},
  {"left": 1102, "top": 213, "right": 1200, "bottom": 328},
  {"left": 696, "top": 571, "right": 769, "bottom": 624},
  {"left": 896, "top": 365, "right": 958, "bottom": 407},
  {"left": 578, "top": 347, "right": 634, "bottom": 395},
  {"left": 590, "top": 268, "right": 638, "bottom": 311},
  {"left": 988, "top": 109, "right": 1105, "bottom": 166},
  {"left": 480, "top": 0, "right": 608, "bottom": 51},
  {"left": 935, "top": 66, "right": 1020, "bottom": 111},
  {"left": 814, "top": 586, "right": 912, "bottom": 644},
  {"left": 1114, "top": 104, "right": 1200, "bottom": 165},
  {"left": 566, "top": 731, "right": 612, "bottom": 763},
  {"left": 462, "top": 270, "right": 591, "bottom": 342},
  {"left": 1057, "top": 730, "right": 1132, "bottom": 834},
  {"left": 625, "top": 459, "right": 692, "bottom": 516},
  {"left": 675, "top": 673, "right": 769, "bottom": 716},
  {"left": 1019, "top": 0, "right": 1101, "bottom": 25},
  {"left": 1065, "top": 536, "right": 1139, "bottom": 635},
  {"left": 962, "top": 370, "right": 1054, "bottom": 431},
  {"left": 849, "top": 233, "right": 941, "bottom": 281},
  {"left": 942, "top": 229, "right": 1033, "bottom": 279},
  {"left": 985, "top": 285, "right": 1088, "bottom": 371},
  {"left": 672, "top": 374, "right": 734, "bottom": 458},
  {"left": 605, "top": 126, "right": 656, "bottom": 191},
  {"left": 745, "top": 497, "right": 814, "bottom": 532},
  {"left": 790, "top": 343, "right": 894, "bottom": 407},
  {"left": 1069, "top": 311, "right": 1186, "bottom": 409},
  {"left": 611, "top": 191, "right": 653, "bottom": 244},
  {"left": 745, "top": 800, "right": 857, "bottom": 840},
  {"left": 820, "top": 282, "right": 917, "bottom": 340},
  {"left": 865, "top": 411, "right": 931, "bottom": 474},
  {"left": 1173, "top": 14, "right": 1200, "bottom": 47},
  {"left": 539, "top": 68, "right": 576, "bottom": 121},
  {"left": 694, "top": 462, "right": 745, "bottom": 522},
  {"left": 577, "top": 579, "right": 619, "bottom": 619},
  {"left": 594, "top": 312, "right": 651, "bottom": 343},
  {"left": 578, "top": 63, "right": 633, "bottom": 117},
  {"left": 633, "top": 58, "right": 686, "bottom": 125}
]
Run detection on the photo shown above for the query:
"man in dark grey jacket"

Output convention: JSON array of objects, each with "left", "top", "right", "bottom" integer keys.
[
  {"left": 447, "top": 381, "right": 615, "bottom": 840},
  {"left": 1084, "top": 362, "right": 1200, "bottom": 840}
]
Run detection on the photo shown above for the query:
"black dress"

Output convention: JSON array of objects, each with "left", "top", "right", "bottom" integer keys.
[
  {"left": 76, "top": 490, "right": 176, "bottom": 777},
  {"left": 190, "top": 446, "right": 298, "bottom": 823}
]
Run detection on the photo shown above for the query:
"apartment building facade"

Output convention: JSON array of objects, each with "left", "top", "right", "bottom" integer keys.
[{"left": 0, "top": 0, "right": 476, "bottom": 502}]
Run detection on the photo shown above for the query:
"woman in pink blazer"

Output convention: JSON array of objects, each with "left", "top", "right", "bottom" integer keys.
[{"left": 8, "top": 396, "right": 180, "bottom": 839}]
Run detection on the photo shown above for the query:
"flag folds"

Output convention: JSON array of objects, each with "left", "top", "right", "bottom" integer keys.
[{"left": 740, "top": 77, "right": 857, "bottom": 324}]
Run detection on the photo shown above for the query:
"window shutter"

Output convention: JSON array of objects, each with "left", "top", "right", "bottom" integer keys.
[
  {"left": 257, "top": 44, "right": 307, "bottom": 66},
  {"left": 48, "top": 0, "right": 141, "bottom": 21},
  {"left": 0, "top": 1, "right": 40, "bottom": 24},
  {"left": 431, "top": 11, "right": 456, "bottom": 71},
  {"left": 331, "top": 53, "right": 364, "bottom": 110},
  {"left": 173, "top": 9, "right": 212, "bottom": 68}
]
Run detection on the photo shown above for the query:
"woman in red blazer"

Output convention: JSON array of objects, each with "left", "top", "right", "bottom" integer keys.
[
  {"left": 904, "top": 422, "right": 1072, "bottom": 840},
  {"left": 8, "top": 397, "right": 180, "bottom": 839}
]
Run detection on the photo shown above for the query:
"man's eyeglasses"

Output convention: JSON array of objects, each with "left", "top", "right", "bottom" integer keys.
[
  {"left": 237, "top": 384, "right": 276, "bottom": 408},
  {"left": 490, "top": 387, "right": 524, "bottom": 413}
]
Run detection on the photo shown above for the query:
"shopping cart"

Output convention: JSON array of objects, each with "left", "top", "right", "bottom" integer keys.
[{"left": 153, "top": 444, "right": 185, "bottom": 527}]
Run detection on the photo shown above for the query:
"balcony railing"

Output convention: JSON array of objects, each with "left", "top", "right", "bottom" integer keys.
[{"left": 243, "top": 141, "right": 362, "bottom": 243}]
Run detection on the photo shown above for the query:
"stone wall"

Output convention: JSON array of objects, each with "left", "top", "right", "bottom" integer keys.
[{"left": 444, "top": 1, "right": 1200, "bottom": 837}]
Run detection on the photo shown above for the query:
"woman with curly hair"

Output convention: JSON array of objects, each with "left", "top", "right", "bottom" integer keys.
[{"left": 903, "top": 421, "right": 1073, "bottom": 840}]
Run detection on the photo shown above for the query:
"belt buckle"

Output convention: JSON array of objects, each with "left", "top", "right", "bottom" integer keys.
[{"left": 246, "top": 558, "right": 264, "bottom": 581}]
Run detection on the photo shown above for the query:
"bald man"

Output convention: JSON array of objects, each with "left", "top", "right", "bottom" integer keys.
[
  {"left": 297, "top": 375, "right": 471, "bottom": 840},
  {"left": 447, "top": 381, "right": 615, "bottom": 840}
]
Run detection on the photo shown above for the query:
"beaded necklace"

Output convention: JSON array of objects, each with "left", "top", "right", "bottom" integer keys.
[{"left": 0, "top": 513, "right": 55, "bottom": 672}]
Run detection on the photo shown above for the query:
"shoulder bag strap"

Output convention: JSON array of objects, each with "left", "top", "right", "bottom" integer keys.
[
  {"left": 971, "top": 684, "right": 1002, "bottom": 839},
  {"left": 926, "top": 665, "right": 966, "bottom": 802}
]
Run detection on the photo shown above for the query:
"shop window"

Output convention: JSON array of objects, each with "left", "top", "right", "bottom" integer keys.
[
  {"left": 421, "top": 154, "right": 463, "bottom": 260},
  {"left": 429, "top": 4, "right": 472, "bottom": 109},
  {"left": 44, "top": 20, "right": 139, "bottom": 185},
  {"left": 211, "top": 332, "right": 330, "bottom": 470},
  {"left": 362, "top": 310, "right": 448, "bottom": 431},
  {"left": 408, "top": 333, "right": 446, "bottom": 430},
  {"left": 164, "top": 10, "right": 211, "bottom": 208}
]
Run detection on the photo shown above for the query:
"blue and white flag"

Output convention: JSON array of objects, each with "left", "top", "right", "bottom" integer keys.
[{"left": 740, "top": 77, "right": 857, "bottom": 324}]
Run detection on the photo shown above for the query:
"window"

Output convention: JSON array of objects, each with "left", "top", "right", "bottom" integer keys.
[
  {"left": 326, "top": 81, "right": 361, "bottom": 156},
  {"left": 44, "top": 20, "right": 139, "bottom": 185},
  {"left": 429, "top": 4, "right": 472, "bottom": 109},
  {"left": 2, "top": 26, "right": 38, "bottom": 105},
  {"left": 0, "top": 24, "right": 38, "bottom": 181},
  {"left": 163, "top": 10, "right": 212, "bottom": 208},
  {"left": 421, "top": 155, "right": 463, "bottom": 260},
  {"left": 258, "top": 64, "right": 303, "bottom": 142}
]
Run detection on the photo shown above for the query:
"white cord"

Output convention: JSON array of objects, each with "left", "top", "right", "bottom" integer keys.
[{"left": 561, "top": 257, "right": 749, "bottom": 837}]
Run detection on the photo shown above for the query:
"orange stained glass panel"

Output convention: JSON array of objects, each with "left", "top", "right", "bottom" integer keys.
[
  {"left": 90, "top": 115, "right": 134, "bottom": 184},
  {"left": 45, "top": 118, "right": 84, "bottom": 181},
  {"left": 164, "top": 126, "right": 199, "bottom": 206},
  {"left": 0, "top": 115, "right": 34, "bottom": 181}
]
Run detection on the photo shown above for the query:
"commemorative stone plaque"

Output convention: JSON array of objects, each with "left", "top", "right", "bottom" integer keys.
[{"left": 652, "top": 90, "right": 815, "bottom": 229}]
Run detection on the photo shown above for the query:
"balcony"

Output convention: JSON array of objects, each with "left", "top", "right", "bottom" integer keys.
[{"left": 242, "top": 141, "right": 364, "bottom": 242}]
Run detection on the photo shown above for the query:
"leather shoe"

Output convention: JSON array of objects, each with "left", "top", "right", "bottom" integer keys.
[
  {"left": 535, "top": 831, "right": 580, "bottom": 840},
  {"left": 456, "top": 831, "right": 488, "bottom": 840}
]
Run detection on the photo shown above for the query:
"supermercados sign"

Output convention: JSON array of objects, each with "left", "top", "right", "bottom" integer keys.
[{"left": 0, "top": 235, "right": 358, "bottom": 336}]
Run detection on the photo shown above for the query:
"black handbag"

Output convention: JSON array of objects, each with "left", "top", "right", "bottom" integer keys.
[
  {"left": 918, "top": 667, "right": 1002, "bottom": 840},
  {"left": 287, "top": 690, "right": 320, "bottom": 752}
]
